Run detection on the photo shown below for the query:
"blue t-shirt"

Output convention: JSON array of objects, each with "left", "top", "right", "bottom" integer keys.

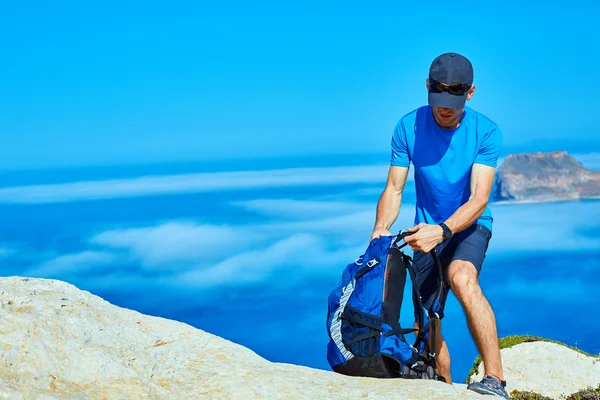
[{"left": 390, "top": 105, "right": 502, "bottom": 233}]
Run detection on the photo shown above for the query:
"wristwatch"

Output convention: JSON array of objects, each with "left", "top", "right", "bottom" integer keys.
[{"left": 439, "top": 223, "right": 453, "bottom": 241}]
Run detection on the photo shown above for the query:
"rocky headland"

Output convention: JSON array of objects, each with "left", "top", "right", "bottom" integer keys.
[
  {"left": 492, "top": 151, "right": 600, "bottom": 203},
  {"left": 1, "top": 277, "right": 600, "bottom": 399}
]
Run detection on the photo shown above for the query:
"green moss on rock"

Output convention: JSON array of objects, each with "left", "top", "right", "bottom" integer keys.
[
  {"left": 507, "top": 386, "right": 600, "bottom": 400},
  {"left": 563, "top": 384, "right": 600, "bottom": 400},
  {"left": 508, "top": 389, "right": 554, "bottom": 400}
]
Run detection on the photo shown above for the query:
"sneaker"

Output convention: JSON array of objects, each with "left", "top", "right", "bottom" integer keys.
[{"left": 467, "top": 374, "right": 510, "bottom": 399}]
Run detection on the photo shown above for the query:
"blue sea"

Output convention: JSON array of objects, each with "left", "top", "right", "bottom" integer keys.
[{"left": 1, "top": 152, "right": 599, "bottom": 383}]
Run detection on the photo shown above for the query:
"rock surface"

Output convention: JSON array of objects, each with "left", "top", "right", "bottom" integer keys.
[
  {"left": 469, "top": 341, "right": 600, "bottom": 399},
  {"left": 0, "top": 277, "right": 484, "bottom": 400},
  {"left": 493, "top": 151, "right": 600, "bottom": 203},
  {"left": 1, "top": 276, "right": 599, "bottom": 399}
]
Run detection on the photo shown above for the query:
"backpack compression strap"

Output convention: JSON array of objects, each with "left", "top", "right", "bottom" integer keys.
[{"left": 393, "top": 230, "right": 445, "bottom": 374}]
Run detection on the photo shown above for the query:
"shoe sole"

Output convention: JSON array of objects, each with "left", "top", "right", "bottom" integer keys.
[{"left": 467, "top": 384, "right": 509, "bottom": 399}]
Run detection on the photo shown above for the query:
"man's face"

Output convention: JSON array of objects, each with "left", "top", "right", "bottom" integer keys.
[
  {"left": 431, "top": 106, "right": 463, "bottom": 128},
  {"left": 426, "top": 79, "right": 476, "bottom": 129}
]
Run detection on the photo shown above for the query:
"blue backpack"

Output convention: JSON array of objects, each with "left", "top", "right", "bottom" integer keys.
[{"left": 325, "top": 230, "right": 445, "bottom": 381}]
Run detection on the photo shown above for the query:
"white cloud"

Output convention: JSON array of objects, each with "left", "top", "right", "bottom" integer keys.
[
  {"left": 236, "top": 197, "right": 600, "bottom": 259},
  {"left": 78, "top": 201, "right": 399, "bottom": 277},
  {"left": 19, "top": 194, "right": 600, "bottom": 292},
  {"left": 228, "top": 197, "right": 416, "bottom": 241},
  {"left": 232, "top": 198, "right": 371, "bottom": 220},
  {"left": 79, "top": 212, "right": 377, "bottom": 281},
  {"left": 0, "top": 165, "right": 391, "bottom": 204},
  {"left": 176, "top": 233, "right": 364, "bottom": 288},
  {"left": 0, "top": 152, "right": 596, "bottom": 206},
  {"left": 487, "top": 200, "right": 600, "bottom": 253},
  {"left": 88, "top": 221, "right": 268, "bottom": 269},
  {"left": 29, "top": 203, "right": 385, "bottom": 288},
  {"left": 27, "top": 251, "right": 118, "bottom": 278}
]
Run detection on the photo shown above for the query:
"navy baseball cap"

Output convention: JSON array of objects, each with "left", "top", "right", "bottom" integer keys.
[{"left": 428, "top": 52, "right": 473, "bottom": 110}]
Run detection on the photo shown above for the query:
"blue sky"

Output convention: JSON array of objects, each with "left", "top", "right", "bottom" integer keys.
[{"left": 1, "top": 1, "right": 599, "bottom": 169}]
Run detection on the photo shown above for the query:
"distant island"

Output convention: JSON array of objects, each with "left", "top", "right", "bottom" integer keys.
[{"left": 492, "top": 150, "right": 600, "bottom": 203}]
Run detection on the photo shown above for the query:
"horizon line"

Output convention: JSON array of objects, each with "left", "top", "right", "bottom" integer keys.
[{"left": 2, "top": 146, "right": 599, "bottom": 174}]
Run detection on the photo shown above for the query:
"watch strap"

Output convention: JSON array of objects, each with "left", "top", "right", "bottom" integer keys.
[{"left": 439, "top": 223, "right": 453, "bottom": 241}]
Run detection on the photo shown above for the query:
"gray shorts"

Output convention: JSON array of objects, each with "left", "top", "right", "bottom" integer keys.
[{"left": 411, "top": 223, "right": 492, "bottom": 320}]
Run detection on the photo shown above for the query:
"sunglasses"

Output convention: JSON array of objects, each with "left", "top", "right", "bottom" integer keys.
[{"left": 428, "top": 79, "right": 472, "bottom": 96}]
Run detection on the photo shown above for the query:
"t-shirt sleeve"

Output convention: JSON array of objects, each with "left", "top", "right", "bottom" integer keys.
[
  {"left": 390, "top": 122, "right": 410, "bottom": 167},
  {"left": 474, "top": 125, "right": 502, "bottom": 167}
]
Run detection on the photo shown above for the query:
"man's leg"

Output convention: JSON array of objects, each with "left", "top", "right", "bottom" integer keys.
[
  {"left": 411, "top": 243, "right": 454, "bottom": 384},
  {"left": 432, "top": 320, "right": 452, "bottom": 383},
  {"left": 447, "top": 260, "right": 503, "bottom": 380},
  {"left": 415, "top": 319, "right": 452, "bottom": 383}
]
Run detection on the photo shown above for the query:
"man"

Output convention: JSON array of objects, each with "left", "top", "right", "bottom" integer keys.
[{"left": 370, "top": 52, "right": 509, "bottom": 399}]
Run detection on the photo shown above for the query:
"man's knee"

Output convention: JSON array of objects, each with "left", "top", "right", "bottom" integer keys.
[{"left": 448, "top": 260, "right": 480, "bottom": 301}]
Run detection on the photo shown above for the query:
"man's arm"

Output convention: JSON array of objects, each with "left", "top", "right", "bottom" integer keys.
[
  {"left": 404, "top": 163, "right": 496, "bottom": 252},
  {"left": 371, "top": 165, "right": 410, "bottom": 240},
  {"left": 443, "top": 163, "right": 496, "bottom": 234}
]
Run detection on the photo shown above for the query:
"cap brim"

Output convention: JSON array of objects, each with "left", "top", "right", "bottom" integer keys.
[{"left": 428, "top": 91, "right": 467, "bottom": 110}]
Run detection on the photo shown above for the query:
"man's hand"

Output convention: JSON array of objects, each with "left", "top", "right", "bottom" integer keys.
[
  {"left": 370, "top": 227, "right": 392, "bottom": 242},
  {"left": 404, "top": 223, "right": 444, "bottom": 253}
]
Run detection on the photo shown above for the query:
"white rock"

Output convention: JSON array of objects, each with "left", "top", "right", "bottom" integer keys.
[
  {"left": 470, "top": 340, "right": 600, "bottom": 399},
  {"left": 0, "top": 276, "right": 597, "bottom": 400},
  {"left": 0, "top": 277, "right": 488, "bottom": 399}
]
